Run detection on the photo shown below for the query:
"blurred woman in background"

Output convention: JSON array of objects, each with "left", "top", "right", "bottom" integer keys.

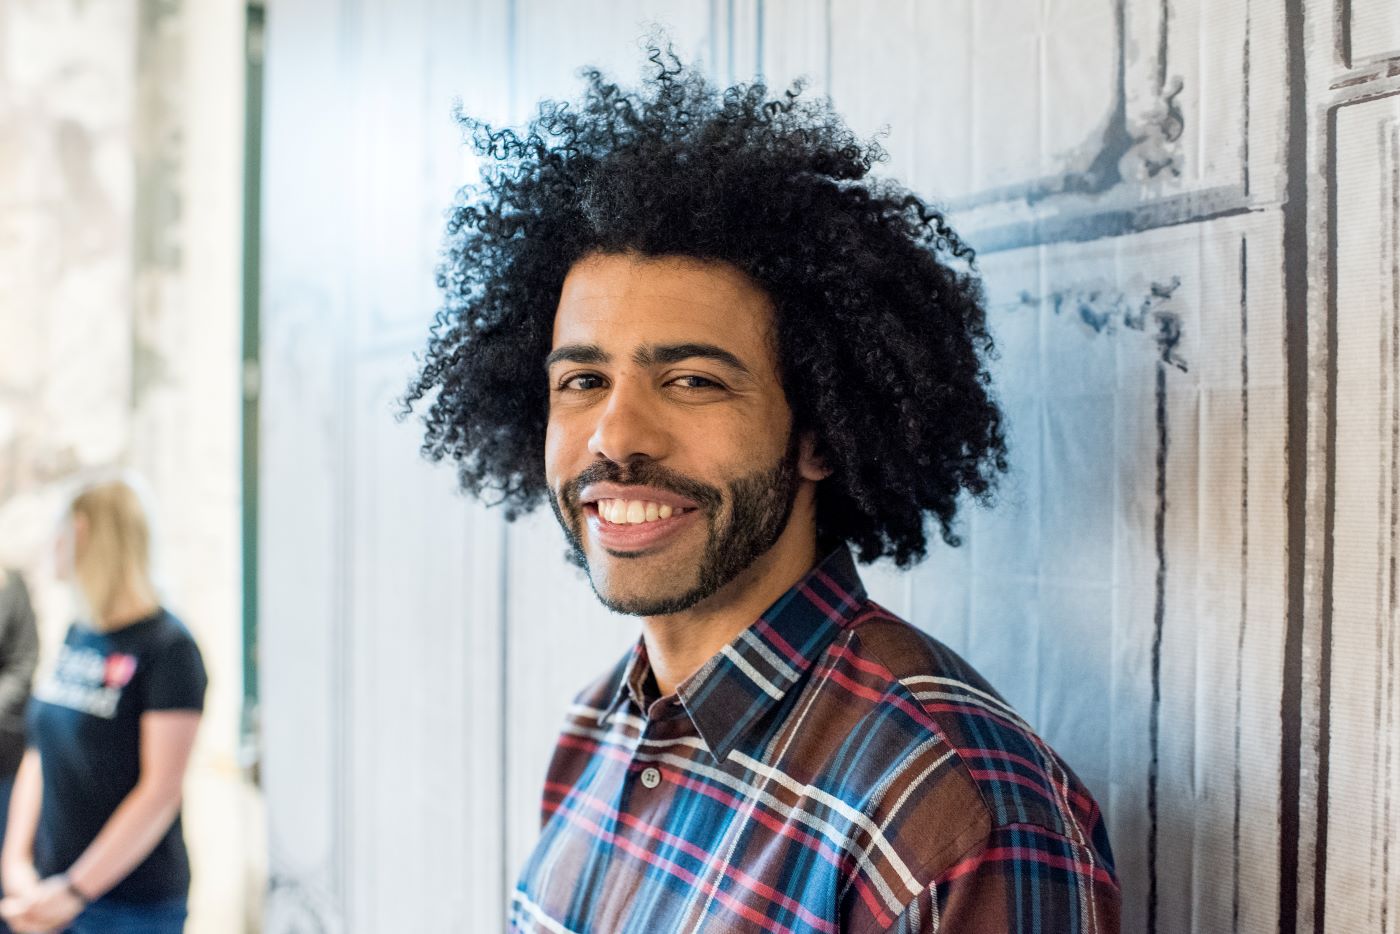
[
  {"left": 0, "top": 479, "right": 206, "bottom": 934},
  {"left": 0, "top": 570, "right": 39, "bottom": 934}
]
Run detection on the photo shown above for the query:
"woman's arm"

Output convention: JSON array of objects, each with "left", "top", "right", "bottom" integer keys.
[
  {"left": 66, "top": 709, "right": 201, "bottom": 899},
  {"left": 0, "top": 748, "right": 42, "bottom": 896},
  {"left": 0, "top": 711, "right": 200, "bottom": 933}
]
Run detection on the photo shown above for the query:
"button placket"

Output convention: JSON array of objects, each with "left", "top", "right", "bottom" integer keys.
[
  {"left": 631, "top": 705, "right": 680, "bottom": 794},
  {"left": 622, "top": 715, "right": 665, "bottom": 807}
]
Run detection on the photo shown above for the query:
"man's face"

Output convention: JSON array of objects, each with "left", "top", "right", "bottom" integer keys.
[{"left": 545, "top": 252, "right": 806, "bottom": 616}]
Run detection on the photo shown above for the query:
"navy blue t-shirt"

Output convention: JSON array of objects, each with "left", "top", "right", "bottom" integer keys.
[{"left": 26, "top": 608, "right": 207, "bottom": 904}]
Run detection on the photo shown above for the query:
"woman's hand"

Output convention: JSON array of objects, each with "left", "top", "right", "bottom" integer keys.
[
  {"left": 0, "top": 858, "right": 39, "bottom": 900},
  {"left": 0, "top": 874, "right": 85, "bottom": 933}
]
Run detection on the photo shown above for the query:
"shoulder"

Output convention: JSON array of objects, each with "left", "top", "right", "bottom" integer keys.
[
  {"left": 143, "top": 609, "right": 202, "bottom": 654},
  {"left": 834, "top": 602, "right": 1108, "bottom": 851},
  {"left": 536, "top": 645, "right": 637, "bottom": 821},
  {"left": 129, "top": 610, "right": 207, "bottom": 711},
  {"left": 797, "top": 601, "right": 1119, "bottom": 929},
  {"left": 0, "top": 571, "right": 34, "bottom": 630},
  {"left": 126, "top": 609, "right": 205, "bottom": 682},
  {"left": 0, "top": 570, "right": 31, "bottom": 611}
]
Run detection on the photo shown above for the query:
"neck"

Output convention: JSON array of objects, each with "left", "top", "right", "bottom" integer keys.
[
  {"left": 640, "top": 494, "right": 820, "bottom": 696},
  {"left": 99, "top": 586, "right": 159, "bottom": 631}
]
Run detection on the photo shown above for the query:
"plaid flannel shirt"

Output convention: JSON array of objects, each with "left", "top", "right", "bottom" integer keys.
[{"left": 511, "top": 546, "right": 1119, "bottom": 933}]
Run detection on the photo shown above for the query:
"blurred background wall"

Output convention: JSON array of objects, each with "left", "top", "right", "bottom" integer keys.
[
  {"left": 0, "top": 1, "right": 260, "bottom": 931},
  {"left": 4, "top": 0, "right": 1399, "bottom": 932}
]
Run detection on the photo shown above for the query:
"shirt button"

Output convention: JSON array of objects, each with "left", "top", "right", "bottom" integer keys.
[{"left": 640, "top": 767, "right": 661, "bottom": 789}]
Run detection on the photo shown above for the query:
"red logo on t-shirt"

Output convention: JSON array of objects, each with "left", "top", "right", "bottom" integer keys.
[{"left": 104, "top": 653, "right": 138, "bottom": 688}]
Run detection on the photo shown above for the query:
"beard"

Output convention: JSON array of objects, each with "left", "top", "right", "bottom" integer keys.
[{"left": 548, "top": 434, "right": 801, "bottom": 617}]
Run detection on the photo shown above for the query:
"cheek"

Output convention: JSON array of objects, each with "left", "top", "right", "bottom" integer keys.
[
  {"left": 543, "top": 414, "right": 581, "bottom": 485},
  {"left": 729, "top": 403, "right": 792, "bottom": 465}
]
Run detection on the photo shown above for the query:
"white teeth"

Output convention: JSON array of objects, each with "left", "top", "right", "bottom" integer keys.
[{"left": 596, "top": 499, "right": 684, "bottom": 524}]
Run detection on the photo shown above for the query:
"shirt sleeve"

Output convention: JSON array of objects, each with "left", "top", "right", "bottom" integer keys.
[
  {"left": 139, "top": 634, "right": 209, "bottom": 712},
  {"left": 0, "top": 571, "right": 40, "bottom": 718},
  {"left": 884, "top": 823, "right": 1121, "bottom": 934}
]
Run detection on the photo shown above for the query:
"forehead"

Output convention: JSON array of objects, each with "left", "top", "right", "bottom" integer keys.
[{"left": 552, "top": 252, "right": 775, "bottom": 354}]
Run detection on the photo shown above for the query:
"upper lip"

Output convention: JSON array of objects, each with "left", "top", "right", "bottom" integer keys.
[{"left": 579, "top": 483, "right": 700, "bottom": 510}]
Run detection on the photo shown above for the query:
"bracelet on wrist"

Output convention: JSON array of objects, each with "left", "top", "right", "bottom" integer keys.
[{"left": 58, "top": 872, "right": 90, "bottom": 907}]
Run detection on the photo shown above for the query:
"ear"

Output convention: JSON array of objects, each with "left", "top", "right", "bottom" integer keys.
[
  {"left": 71, "top": 513, "right": 90, "bottom": 553},
  {"left": 797, "top": 432, "right": 832, "bottom": 482},
  {"left": 57, "top": 513, "right": 88, "bottom": 580}
]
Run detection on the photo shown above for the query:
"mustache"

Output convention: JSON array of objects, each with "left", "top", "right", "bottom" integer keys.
[{"left": 561, "top": 460, "right": 724, "bottom": 514}]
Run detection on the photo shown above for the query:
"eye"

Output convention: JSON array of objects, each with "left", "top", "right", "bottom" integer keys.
[
  {"left": 557, "top": 373, "right": 605, "bottom": 392},
  {"left": 670, "top": 374, "right": 724, "bottom": 390}
]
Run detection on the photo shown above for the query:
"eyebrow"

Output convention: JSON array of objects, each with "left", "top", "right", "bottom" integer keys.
[
  {"left": 543, "top": 344, "right": 608, "bottom": 371},
  {"left": 544, "top": 342, "right": 752, "bottom": 377},
  {"left": 636, "top": 343, "right": 751, "bottom": 375}
]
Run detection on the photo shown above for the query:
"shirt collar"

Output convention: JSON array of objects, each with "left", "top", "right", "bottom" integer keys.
[
  {"left": 599, "top": 546, "right": 868, "bottom": 763},
  {"left": 598, "top": 639, "right": 656, "bottom": 726}
]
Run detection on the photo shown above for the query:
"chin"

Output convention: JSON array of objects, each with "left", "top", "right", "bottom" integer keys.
[{"left": 588, "top": 566, "right": 703, "bottom": 618}]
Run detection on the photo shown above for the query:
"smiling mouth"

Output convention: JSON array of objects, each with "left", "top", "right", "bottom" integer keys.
[
  {"left": 582, "top": 499, "right": 702, "bottom": 553},
  {"left": 588, "top": 497, "right": 698, "bottom": 524}
]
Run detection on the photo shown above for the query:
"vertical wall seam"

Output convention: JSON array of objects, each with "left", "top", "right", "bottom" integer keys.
[
  {"left": 1279, "top": 0, "right": 1315, "bottom": 923},
  {"left": 1232, "top": 235, "right": 1250, "bottom": 934},
  {"left": 1147, "top": 360, "right": 1169, "bottom": 934}
]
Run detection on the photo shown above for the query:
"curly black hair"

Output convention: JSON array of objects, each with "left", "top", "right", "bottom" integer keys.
[{"left": 405, "top": 47, "right": 1009, "bottom": 567}]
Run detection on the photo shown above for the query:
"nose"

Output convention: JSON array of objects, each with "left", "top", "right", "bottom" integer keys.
[{"left": 587, "top": 379, "right": 671, "bottom": 464}]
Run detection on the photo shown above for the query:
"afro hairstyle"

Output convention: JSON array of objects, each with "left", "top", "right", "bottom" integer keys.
[{"left": 405, "top": 46, "right": 1009, "bottom": 567}]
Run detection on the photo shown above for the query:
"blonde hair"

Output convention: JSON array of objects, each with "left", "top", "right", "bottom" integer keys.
[{"left": 69, "top": 479, "right": 157, "bottom": 624}]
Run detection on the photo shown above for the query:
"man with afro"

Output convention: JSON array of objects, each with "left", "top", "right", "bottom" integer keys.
[{"left": 408, "top": 47, "right": 1119, "bottom": 934}]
